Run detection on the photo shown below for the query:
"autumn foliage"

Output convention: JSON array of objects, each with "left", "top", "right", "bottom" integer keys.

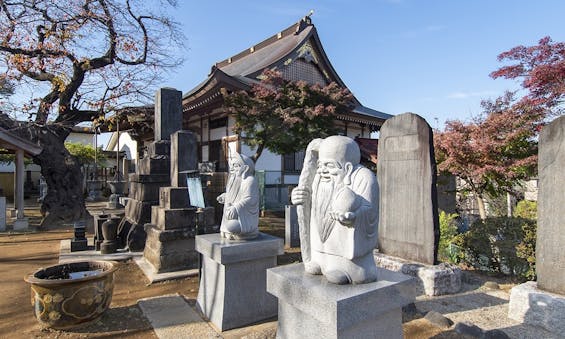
[
  {"left": 223, "top": 69, "right": 353, "bottom": 162},
  {"left": 435, "top": 92, "right": 542, "bottom": 218},
  {"left": 491, "top": 36, "right": 565, "bottom": 117}
]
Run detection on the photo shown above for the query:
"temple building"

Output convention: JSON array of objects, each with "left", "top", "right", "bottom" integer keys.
[
  {"left": 182, "top": 15, "right": 391, "bottom": 174},
  {"left": 108, "top": 15, "right": 391, "bottom": 210}
]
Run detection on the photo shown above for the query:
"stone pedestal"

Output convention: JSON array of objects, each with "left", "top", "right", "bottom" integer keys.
[
  {"left": 508, "top": 281, "right": 565, "bottom": 335},
  {"left": 374, "top": 252, "right": 461, "bottom": 296},
  {"left": 267, "top": 263, "right": 415, "bottom": 339},
  {"left": 196, "top": 233, "right": 283, "bottom": 331},
  {"left": 13, "top": 217, "right": 29, "bottom": 231},
  {"left": 93, "top": 214, "right": 109, "bottom": 251}
]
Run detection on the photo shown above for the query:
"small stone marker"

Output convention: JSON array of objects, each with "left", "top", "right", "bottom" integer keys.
[
  {"left": 285, "top": 205, "right": 300, "bottom": 248},
  {"left": 536, "top": 115, "right": 565, "bottom": 295},
  {"left": 377, "top": 113, "right": 439, "bottom": 265}
]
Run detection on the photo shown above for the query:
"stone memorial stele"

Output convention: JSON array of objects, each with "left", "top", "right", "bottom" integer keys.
[
  {"left": 217, "top": 152, "right": 259, "bottom": 240},
  {"left": 291, "top": 135, "right": 379, "bottom": 285},
  {"left": 508, "top": 115, "right": 565, "bottom": 335},
  {"left": 377, "top": 112, "right": 439, "bottom": 265}
]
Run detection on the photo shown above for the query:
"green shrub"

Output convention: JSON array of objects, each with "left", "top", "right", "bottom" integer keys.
[
  {"left": 453, "top": 216, "right": 536, "bottom": 281},
  {"left": 438, "top": 210, "right": 460, "bottom": 263},
  {"left": 514, "top": 200, "right": 537, "bottom": 220}
]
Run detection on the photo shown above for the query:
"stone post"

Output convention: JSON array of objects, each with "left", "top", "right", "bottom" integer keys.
[{"left": 13, "top": 149, "right": 28, "bottom": 230}]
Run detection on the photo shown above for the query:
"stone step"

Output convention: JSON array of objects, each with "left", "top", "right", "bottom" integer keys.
[{"left": 137, "top": 294, "right": 218, "bottom": 339}]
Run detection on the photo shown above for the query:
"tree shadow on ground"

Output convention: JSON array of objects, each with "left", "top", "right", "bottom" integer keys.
[
  {"left": 62, "top": 305, "right": 153, "bottom": 337},
  {"left": 416, "top": 291, "right": 507, "bottom": 314}
]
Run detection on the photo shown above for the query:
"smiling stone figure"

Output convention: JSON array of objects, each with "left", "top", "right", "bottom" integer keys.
[
  {"left": 291, "top": 135, "right": 379, "bottom": 284},
  {"left": 217, "top": 152, "right": 260, "bottom": 240}
]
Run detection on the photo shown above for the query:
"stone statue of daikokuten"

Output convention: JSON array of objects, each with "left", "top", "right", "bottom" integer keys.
[
  {"left": 217, "top": 152, "right": 260, "bottom": 240},
  {"left": 291, "top": 135, "right": 379, "bottom": 284}
]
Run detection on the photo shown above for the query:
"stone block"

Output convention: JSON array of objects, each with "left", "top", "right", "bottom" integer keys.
[
  {"left": 13, "top": 218, "right": 28, "bottom": 231},
  {"left": 143, "top": 224, "right": 198, "bottom": 273},
  {"left": 159, "top": 187, "right": 190, "bottom": 209},
  {"left": 196, "top": 233, "right": 283, "bottom": 331},
  {"left": 267, "top": 263, "right": 416, "bottom": 339},
  {"left": 377, "top": 113, "right": 439, "bottom": 265},
  {"left": 147, "top": 140, "right": 171, "bottom": 157},
  {"left": 151, "top": 206, "right": 197, "bottom": 230},
  {"left": 129, "top": 182, "right": 162, "bottom": 202},
  {"left": 508, "top": 281, "right": 565, "bottom": 335},
  {"left": 374, "top": 252, "right": 461, "bottom": 296},
  {"left": 129, "top": 173, "right": 170, "bottom": 184},
  {"left": 125, "top": 199, "right": 155, "bottom": 225},
  {"left": 196, "top": 207, "right": 215, "bottom": 227},
  {"left": 154, "top": 88, "right": 182, "bottom": 141},
  {"left": 138, "top": 157, "right": 170, "bottom": 176},
  {"left": 537, "top": 115, "right": 565, "bottom": 295},
  {"left": 170, "top": 131, "right": 198, "bottom": 187}
]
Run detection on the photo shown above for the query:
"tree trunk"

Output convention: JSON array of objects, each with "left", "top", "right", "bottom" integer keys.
[
  {"left": 251, "top": 143, "right": 265, "bottom": 163},
  {"left": 476, "top": 195, "right": 487, "bottom": 220},
  {"left": 31, "top": 125, "right": 90, "bottom": 228}
]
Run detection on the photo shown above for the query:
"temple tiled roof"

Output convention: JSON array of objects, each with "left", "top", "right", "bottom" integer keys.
[{"left": 183, "top": 15, "right": 392, "bottom": 124}]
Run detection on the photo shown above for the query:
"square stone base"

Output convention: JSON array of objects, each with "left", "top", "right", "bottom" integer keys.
[
  {"left": 267, "top": 263, "right": 415, "bottom": 339},
  {"left": 142, "top": 224, "right": 198, "bottom": 273},
  {"left": 196, "top": 232, "right": 283, "bottom": 331},
  {"left": 13, "top": 217, "right": 29, "bottom": 231},
  {"left": 508, "top": 281, "right": 565, "bottom": 335},
  {"left": 374, "top": 252, "right": 461, "bottom": 296}
]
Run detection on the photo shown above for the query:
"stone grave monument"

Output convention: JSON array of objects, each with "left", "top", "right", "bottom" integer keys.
[
  {"left": 196, "top": 152, "right": 283, "bottom": 331},
  {"left": 268, "top": 136, "right": 415, "bottom": 338},
  {"left": 375, "top": 113, "right": 460, "bottom": 296},
  {"left": 138, "top": 130, "right": 216, "bottom": 279},
  {"left": 117, "top": 88, "right": 181, "bottom": 251},
  {"left": 508, "top": 115, "right": 565, "bottom": 335},
  {"left": 284, "top": 205, "right": 300, "bottom": 248}
]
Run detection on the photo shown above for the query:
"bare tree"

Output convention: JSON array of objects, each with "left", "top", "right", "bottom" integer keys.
[{"left": 0, "top": 0, "right": 183, "bottom": 227}]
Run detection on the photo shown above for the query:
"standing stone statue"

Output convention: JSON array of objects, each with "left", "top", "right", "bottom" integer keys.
[
  {"left": 217, "top": 152, "right": 259, "bottom": 240},
  {"left": 291, "top": 135, "right": 379, "bottom": 284}
]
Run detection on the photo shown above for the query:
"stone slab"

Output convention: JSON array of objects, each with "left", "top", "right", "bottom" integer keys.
[
  {"left": 151, "top": 206, "right": 197, "bottom": 230},
  {"left": 170, "top": 131, "right": 198, "bottom": 187},
  {"left": 195, "top": 232, "right": 283, "bottom": 265},
  {"left": 196, "top": 232, "right": 283, "bottom": 331},
  {"left": 134, "top": 257, "right": 199, "bottom": 284},
  {"left": 266, "top": 263, "right": 416, "bottom": 339},
  {"left": 537, "top": 115, "right": 565, "bottom": 294},
  {"left": 374, "top": 252, "right": 461, "bottom": 296},
  {"left": 138, "top": 157, "right": 170, "bottom": 176},
  {"left": 125, "top": 199, "right": 156, "bottom": 225},
  {"left": 138, "top": 294, "right": 218, "bottom": 338},
  {"left": 159, "top": 186, "right": 190, "bottom": 209},
  {"left": 377, "top": 113, "right": 439, "bottom": 265},
  {"left": 508, "top": 281, "right": 565, "bottom": 335},
  {"left": 154, "top": 88, "right": 182, "bottom": 141},
  {"left": 59, "top": 239, "right": 141, "bottom": 263}
]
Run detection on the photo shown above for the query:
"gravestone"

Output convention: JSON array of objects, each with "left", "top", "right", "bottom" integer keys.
[
  {"left": 377, "top": 112, "right": 439, "bottom": 265},
  {"left": 140, "top": 130, "right": 217, "bottom": 275},
  {"left": 375, "top": 113, "right": 460, "bottom": 296},
  {"left": 508, "top": 116, "right": 565, "bottom": 335},
  {"left": 118, "top": 88, "right": 182, "bottom": 251},
  {"left": 536, "top": 115, "right": 565, "bottom": 295},
  {"left": 154, "top": 88, "right": 182, "bottom": 142},
  {"left": 285, "top": 205, "right": 300, "bottom": 248}
]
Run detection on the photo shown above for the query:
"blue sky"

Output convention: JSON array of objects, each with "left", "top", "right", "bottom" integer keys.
[{"left": 159, "top": 0, "right": 565, "bottom": 130}]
